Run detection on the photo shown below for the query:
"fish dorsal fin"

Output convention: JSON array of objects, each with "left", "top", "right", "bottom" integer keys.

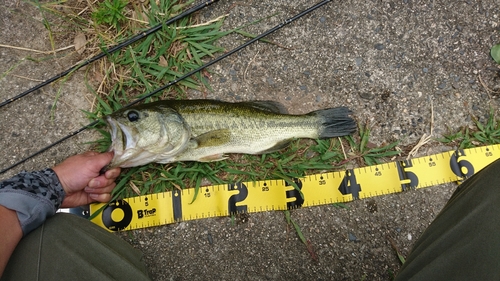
[
  {"left": 241, "top": 100, "right": 288, "bottom": 114},
  {"left": 193, "top": 129, "right": 232, "bottom": 148}
]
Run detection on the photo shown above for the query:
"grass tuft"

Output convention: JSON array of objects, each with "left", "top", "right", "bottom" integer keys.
[
  {"left": 92, "top": 0, "right": 129, "bottom": 29},
  {"left": 437, "top": 109, "right": 500, "bottom": 149},
  {"left": 345, "top": 123, "right": 401, "bottom": 166}
]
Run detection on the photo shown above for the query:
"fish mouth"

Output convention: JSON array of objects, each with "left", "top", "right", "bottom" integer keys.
[
  {"left": 106, "top": 117, "right": 123, "bottom": 159},
  {"left": 106, "top": 116, "right": 137, "bottom": 167}
]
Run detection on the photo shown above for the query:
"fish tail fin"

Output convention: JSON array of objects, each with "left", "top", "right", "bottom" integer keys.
[{"left": 310, "top": 107, "right": 357, "bottom": 138}]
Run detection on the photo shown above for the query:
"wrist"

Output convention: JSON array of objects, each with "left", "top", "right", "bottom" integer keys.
[
  {"left": 0, "top": 168, "right": 66, "bottom": 236},
  {"left": 51, "top": 165, "right": 70, "bottom": 194}
]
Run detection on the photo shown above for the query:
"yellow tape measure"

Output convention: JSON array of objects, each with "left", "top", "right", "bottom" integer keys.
[{"left": 90, "top": 144, "right": 500, "bottom": 231}]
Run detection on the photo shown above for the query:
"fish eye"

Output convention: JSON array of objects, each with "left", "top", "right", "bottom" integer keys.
[{"left": 127, "top": 110, "right": 140, "bottom": 122}]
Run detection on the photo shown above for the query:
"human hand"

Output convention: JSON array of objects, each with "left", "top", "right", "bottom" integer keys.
[{"left": 52, "top": 151, "right": 121, "bottom": 208}]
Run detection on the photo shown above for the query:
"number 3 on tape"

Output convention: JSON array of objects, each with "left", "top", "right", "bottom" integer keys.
[{"left": 285, "top": 179, "right": 304, "bottom": 209}]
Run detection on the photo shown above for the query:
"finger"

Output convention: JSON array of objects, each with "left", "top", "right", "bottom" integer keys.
[
  {"left": 89, "top": 192, "right": 112, "bottom": 203},
  {"left": 85, "top": 151, "right": 114, "bottom": 173},
  {"left": 83, "top": 151, "right": 100, "bottom": 157},
  {"left": 88, "top": 173, "right": 118, "bottom": 189},
  {"left": 86, "top": 182, "right": 116, "bottom": 194},
  {"left": 104, "top": 167, "right": 121, "bottom": 179}
]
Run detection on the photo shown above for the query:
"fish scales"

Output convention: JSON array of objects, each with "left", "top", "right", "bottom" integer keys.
[{"left": 170, "top": 101, "right": 320, "bottom": 149}]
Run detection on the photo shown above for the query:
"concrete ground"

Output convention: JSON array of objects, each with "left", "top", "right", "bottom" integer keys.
[{"left": 1, "top": 0, "right": 499, "bottom": 280}]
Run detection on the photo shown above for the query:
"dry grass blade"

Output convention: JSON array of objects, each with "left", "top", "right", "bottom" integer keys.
[
  {"left": 174, "top": 14, "right": 229, "bottom": 29},
  {"left": 130, "top": 181, "right": 141, "bottom": 196},
  {"left": 478, "top": 72, "right": 500, "bottom": 98},
  {"left": 407, "top": 99, "right": 434, "bottom": 159},
  {"left": 0, "top": 43, "right": 75, "bottom": 54}
]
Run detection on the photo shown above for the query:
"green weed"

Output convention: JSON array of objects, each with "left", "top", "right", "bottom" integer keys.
[
  {"left": 92, "top": 0, "right": 129, "bottom": 29},
  {"left": 471, "top": 110, "right": 500, "bottom": 144},
  {"left": 491, "top": 43, "right": 500, "bottom": 64},
  {"left": 387, "top": 235, "right": 406, "bottom": 265},
  {"left": 345, "top": 123, "right": 400, "bottom": 166},
  {"left": 332, "top": 202, "right": 349, "bottom": 209},
  {"left": 284, "top": 210, "right": 306, "bottom": 244},
  {"left": 438, "top": 109, "right": 500, "bottom": 149},
  {"left": 284, "top": 210, "right": 318, "bottom": 260}
]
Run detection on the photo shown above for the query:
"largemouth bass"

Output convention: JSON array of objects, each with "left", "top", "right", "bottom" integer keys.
[{"left": 106, "top": 100, "right": 356, "bottom": 167}]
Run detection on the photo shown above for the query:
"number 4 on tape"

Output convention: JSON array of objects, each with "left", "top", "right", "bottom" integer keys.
[{"left": 338, "top": 169, "right": 361, "bottom": 199}]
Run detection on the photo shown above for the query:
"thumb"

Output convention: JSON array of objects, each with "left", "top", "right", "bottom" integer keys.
[{"left": 86, "top": 151, "right": 114, "bottom": 172}]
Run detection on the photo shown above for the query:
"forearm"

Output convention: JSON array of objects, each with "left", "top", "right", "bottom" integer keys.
[
  {"left": 0, "top": 206, "right": 22, "bottom": 276},
  {"left": 0, "top": 168, "right": 65, "bottom": 278}
]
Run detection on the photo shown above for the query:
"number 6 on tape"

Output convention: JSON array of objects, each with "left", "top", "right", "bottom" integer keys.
[{"left": 450, "top": 149, "right": 475, "bottom": 180}]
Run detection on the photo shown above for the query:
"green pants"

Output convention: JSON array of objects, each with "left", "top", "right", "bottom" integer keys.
[
  {"left": 396, "top": 158, "right": 500, "bottom": 280},
  {"left": 1, "top": 213, "right": 151, "bottom": 281}
]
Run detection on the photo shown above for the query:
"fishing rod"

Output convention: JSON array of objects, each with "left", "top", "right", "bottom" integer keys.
[
  {"left": 0, "top": 0, "right": 333, "bottom": 175},
  {"left": 0, "top": 0, "right": 219, "bottom": 108}
]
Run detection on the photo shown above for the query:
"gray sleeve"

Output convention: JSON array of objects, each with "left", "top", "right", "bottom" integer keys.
[{"left": 0, "top": 168, "right": 66, "bottom": 235}]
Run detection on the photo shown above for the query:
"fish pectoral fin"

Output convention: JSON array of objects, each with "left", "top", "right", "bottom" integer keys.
[
  {"left": 258, "top": 139, "right": 292, "bottom": 154},
  {"left": 198, "top": 154, "right": 228, "bottom": 162},
  {"left": 186, "top": 139, "right": 198, "bottom": 149},
  {"left": 193, "top": 129, "right": 231, "bottom": 148},
  {"left": 240, "top": 100, "right": 288, "bottom": 114}
]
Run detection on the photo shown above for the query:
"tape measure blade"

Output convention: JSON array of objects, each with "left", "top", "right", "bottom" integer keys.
[
  {"left": 301, "top": 171, "right": 349, "bottom": 206},
  {"left": 355, "top": 163, "right": 402, "bottom": 198},
  {"left": 89, "top": 199, "right": 135, "bottom": 231},
  {"left": 245, "top": 180, "right": 288, "bottom": 212},
  {"left": 405, "top": 154, "right": 456, "bottom": 189},
  {"left": 133, "top": 193, "right": 174, "bottom": 228},
  {"left": 463, "top": 145, "right": 500, "bottom": 174},
  {"left": 180, "top": 184, "right": 228, "bottom": 220},
  {"left": 90, "top": 203, "right": 107, "bottom": 229},
  {"left": 87, "top": 144, "right": 500, "bottom": 232}
]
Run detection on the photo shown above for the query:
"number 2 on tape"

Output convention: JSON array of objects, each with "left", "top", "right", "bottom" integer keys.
[{"left": 228, "top": 183, "right": 248, "bottom": 214}]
